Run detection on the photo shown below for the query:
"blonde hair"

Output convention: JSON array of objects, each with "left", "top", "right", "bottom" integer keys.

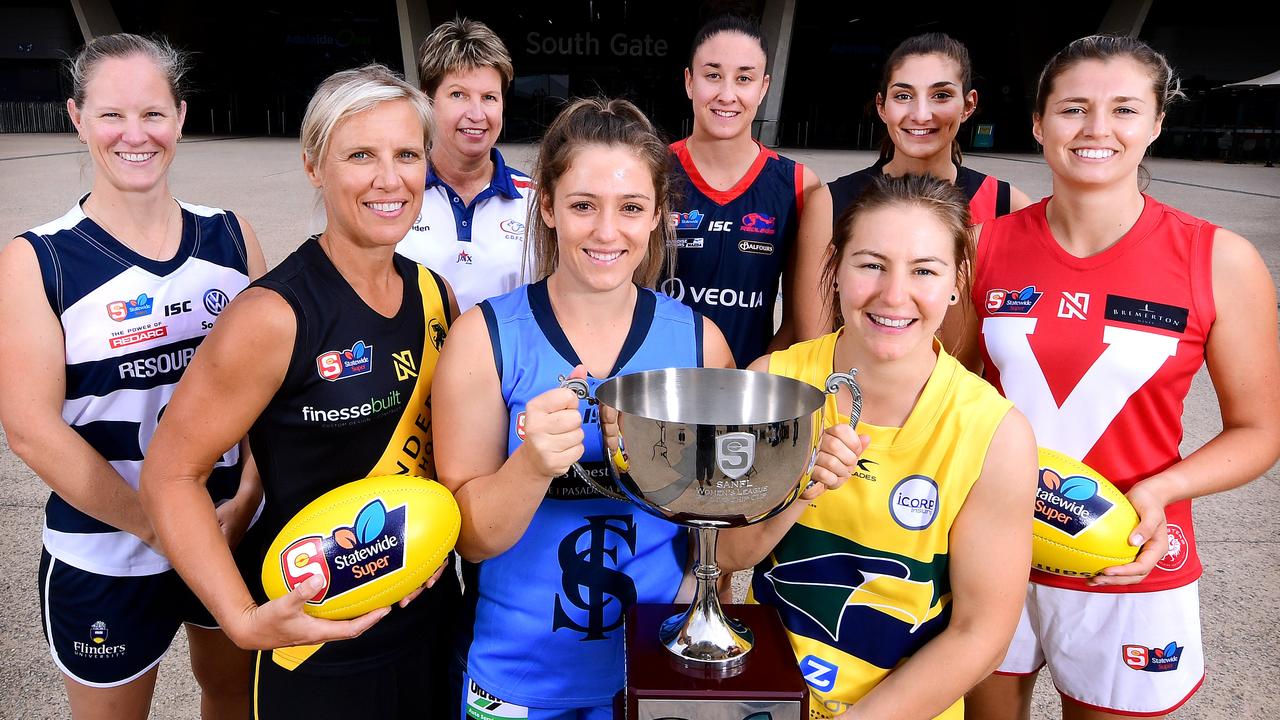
[
  {"left": 417, "top": 17, "right": 514, "bottom": 97},
  {"left": 527, "top": 97, "right": 674, "bottom": 288},
  {"left": 300, "top": 64, "right": 432, "bottom": 169}
]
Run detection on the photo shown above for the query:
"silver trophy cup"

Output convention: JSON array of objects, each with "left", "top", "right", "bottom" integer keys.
[{"left": 563, "top": 367, "right": 861, "bottom": 671}]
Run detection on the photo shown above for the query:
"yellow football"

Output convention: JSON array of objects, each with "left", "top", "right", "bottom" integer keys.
[
  {"left": 260, "top": 475, "right": 460, "bottom": 619},
  {"left": 1032, "top": 448, "right": 1139, "bottom": 577}
]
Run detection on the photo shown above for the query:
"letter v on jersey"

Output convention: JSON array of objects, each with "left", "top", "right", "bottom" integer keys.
[{"left": 982, "top": 317, "right": 1179, "bottom": 458}]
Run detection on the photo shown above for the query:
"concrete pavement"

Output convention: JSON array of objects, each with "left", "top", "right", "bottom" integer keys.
[{"left": 0, "top": 134, "right": 1277, "bottom": 718}]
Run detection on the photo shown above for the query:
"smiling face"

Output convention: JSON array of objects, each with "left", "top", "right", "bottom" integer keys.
[
  {"left": 685, "top": 31, "right": 770, "bottom": 141},
  {"left": 68, "top": 54, "right": 186, "bottom": 195},
  {"left": 1033, "top": 57, "right": 1163, "bottom": 189},
  {"left": 430, "top": 65, "right": 504, "bottom": 163},
  {"left": 306, "top": 99, "right": 427, "bottom": 248},
  {"left": 541, "top": 143, "right": 660, "bottom": 293},
  {"left": 877, "top": 53, "right": 975, "bottom": 163},
  {"left": 837, "top": 204, "right": 960, "bottom": 362}
]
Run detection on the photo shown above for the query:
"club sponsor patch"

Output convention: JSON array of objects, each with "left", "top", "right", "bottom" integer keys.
[
  {"left": 73, "top": 620, "right": 126, "bottom": 659},
  {"left": 278, "top": 498, "right": 407, "bottom": 605},
  {"left": 985, "top": 286, "right": 1042, "bottom": 314},
  {"left": 106, "top": 293, "right": 154, "bottom": 322},
  {"left": 1034, "top": 467, "right": 1116, "bottom": 536},
  {"left": 203, "top": 289, "right": 230, "bottom": 316},
  {"left": 738, "top": 239, "right": 774, "bottom": 255},
  {"left": 1105, "top": 295, "right": 1188, "bottom": 333},
  {"left": 889, "top": 475, "right": 939, "bottom": 530},
  {"left": 316, "top": 340, "right": 373, "bottom": 381},
  {"left": 465, "top": 678, "right": 528, "bottom": 720},
  {"left": 669, "top": 236, "right": 704, "bottom": 249},
  {"left": 800, "top": 654, "right": 839, "bottom": 691},
  {"left": 1123, "top": 641, "right": 1183, "bottom": 672},
  {"left": 499, "top": 218, "right": 525, "bottom": 238},
  {"left": 108, "top": 325, "right": 168, "bottom": 349}
]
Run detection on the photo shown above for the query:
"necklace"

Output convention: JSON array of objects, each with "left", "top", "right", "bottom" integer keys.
[{"left": 85, "top": 199, "right": 181, "bottom": 261}]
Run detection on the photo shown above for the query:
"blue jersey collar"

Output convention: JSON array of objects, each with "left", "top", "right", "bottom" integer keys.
[{"left": 426, "top": 148, "right": 523, "bottom": 200}]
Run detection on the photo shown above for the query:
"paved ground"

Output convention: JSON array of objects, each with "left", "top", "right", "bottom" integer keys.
[{"left": 0, "top": 134, "right": 1277, "bottom": 718}]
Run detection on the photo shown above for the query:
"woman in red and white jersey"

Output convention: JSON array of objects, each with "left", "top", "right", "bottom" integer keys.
[{"left": 950, "top": 36, "right": 1280, "bottom": 719}]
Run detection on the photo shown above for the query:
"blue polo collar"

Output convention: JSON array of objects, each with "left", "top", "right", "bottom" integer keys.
[{"left": 425, "top": 148, "right": 523, "bottom": 200}]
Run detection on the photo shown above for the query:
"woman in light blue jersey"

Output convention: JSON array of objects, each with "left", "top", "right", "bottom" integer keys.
[{"left": 432, "top": 97, "right": 733, "bottom": 720}]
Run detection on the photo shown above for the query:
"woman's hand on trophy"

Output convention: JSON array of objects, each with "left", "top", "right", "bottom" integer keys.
[
  {"left": 518, "top": 365, "right": 588, "bottom": 479},
  {"left": 803, "top": 424, "right": 868, "bottom": 500}
]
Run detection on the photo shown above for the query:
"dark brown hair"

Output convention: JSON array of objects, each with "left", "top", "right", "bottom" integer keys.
[
  {"left": 687, "top": 14, "right": 769, "bottom": 70},
  {"left": 823, "top": 174, "right": 973, "bottom": 332},
  {"left": 527, "top": 97, "right": 674, "bottom": 288},
  {"left": 1034, "top": 34, "right": 1182, "bottom": 118},
  {"left": 876, "top": 33, "right": 974, "bottom": 167}
]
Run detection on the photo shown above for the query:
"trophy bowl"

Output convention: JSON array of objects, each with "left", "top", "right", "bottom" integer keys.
[{"left": 563, "top": 367, "right": 860, "bottom": 672}]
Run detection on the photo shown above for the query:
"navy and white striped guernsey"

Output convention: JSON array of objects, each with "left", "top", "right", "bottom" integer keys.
[
  {"left": 666, "top": 139, "right": 805, "bottom": 367},
  {"left": 22, "top": 197, "right": 250, "bottom": 577},
  {"left": 458, "top": 280, "right": 700, "bottom": 708}
]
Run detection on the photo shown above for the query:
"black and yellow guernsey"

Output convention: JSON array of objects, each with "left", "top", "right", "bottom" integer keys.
[{"left": 239, "top": 236, "right": 459, "bottom": 674}]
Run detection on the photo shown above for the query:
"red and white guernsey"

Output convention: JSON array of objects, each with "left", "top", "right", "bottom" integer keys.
[{"left": 974, "top": 195, "right": 1216, "bottom": 592}]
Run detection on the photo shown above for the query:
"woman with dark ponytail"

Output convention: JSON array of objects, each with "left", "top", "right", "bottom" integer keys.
[{"left": 794, "top": 33, "right": 1031, "bottom": 340}]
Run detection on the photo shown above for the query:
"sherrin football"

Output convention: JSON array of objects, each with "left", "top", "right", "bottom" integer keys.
[
  {"left": 260, "top": 475, "right": 460, "bottom": 619},
  {"left": 1032, "top": 448, "right": 1139, "bottom": 577}
]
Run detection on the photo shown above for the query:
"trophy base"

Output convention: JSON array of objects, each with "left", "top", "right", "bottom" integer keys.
[
  {"left": 657, "top": 603, "right": 754, "bottom": 672},
  {"left": 621, "top": 603, "right": 808, "bottom": 720}
]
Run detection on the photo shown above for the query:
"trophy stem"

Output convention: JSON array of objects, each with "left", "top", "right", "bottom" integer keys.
[{"left": 658, "top": 527, "right": 754, "bottom": 673}]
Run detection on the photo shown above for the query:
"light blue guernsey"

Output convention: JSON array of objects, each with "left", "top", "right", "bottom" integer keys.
[{"left": 463, "top": 279, "right": 702, "bottom": 709}]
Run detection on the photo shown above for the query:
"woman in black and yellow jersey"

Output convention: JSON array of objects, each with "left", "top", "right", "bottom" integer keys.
[
  {"left": 139, "top": 65, "right": 459, "bottom": 719},
  {"left": 718, "top": 174, "right": 1037, "bottom": 720}
]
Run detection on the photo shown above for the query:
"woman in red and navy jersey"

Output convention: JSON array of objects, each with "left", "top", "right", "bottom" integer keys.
[
  {"left": 951, "top": 36, "right": 1280, "bottom": 719},
  {"left": 795, "top": 33, "right": 1031, "bottom": 340},
  {"left": 667, "top": 14, "right": 824, "bottom": 367}
]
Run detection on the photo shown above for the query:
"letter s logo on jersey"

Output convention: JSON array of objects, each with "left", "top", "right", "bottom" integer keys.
[{"left": 316, "top": 340, "right": 374, "bottom": 381}]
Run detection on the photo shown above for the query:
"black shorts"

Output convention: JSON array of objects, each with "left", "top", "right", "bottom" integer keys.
[
  {"left": 38, "top": 548, "right": 216, "bottom": 687},
  {"left": 253, "top": 641, "right": 453, "bottom": 719}
]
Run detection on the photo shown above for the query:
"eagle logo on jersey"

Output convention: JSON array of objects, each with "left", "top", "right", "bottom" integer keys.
[
  {"left": 758, "top": 548, "right": 949, "bottom": 670},
  {"left": 985, "top": 286, "right": 1042, "bottom": 314}
]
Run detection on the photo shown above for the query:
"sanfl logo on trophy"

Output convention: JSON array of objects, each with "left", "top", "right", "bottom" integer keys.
[{"left": 716, "top": 432, "right": 756, "bottom": 479}]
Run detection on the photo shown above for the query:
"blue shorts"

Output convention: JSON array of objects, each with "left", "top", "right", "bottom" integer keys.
[{"left": 38, "top": 548, "right": 216, "bottom": 687}]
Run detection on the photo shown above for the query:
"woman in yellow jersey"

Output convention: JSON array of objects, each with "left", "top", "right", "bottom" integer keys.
[{"left": 718, "top": 174, "right": 1037, "bottom": 719}]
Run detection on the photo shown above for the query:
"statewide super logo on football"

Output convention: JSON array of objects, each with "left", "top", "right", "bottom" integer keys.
[
  {"left": 278, "top": 497, "right": 408, "bottom": 606},
  {"left": 1034, "top": 467, "right": 1115, "bottom": 536}
]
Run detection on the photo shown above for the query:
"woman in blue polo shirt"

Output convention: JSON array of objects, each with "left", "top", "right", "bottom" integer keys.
[{"left": 398, "top": 17, "right": 533, "bottom": 312}]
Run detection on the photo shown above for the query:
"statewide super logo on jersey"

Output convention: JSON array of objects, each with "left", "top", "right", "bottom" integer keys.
[
  {"left": 671, "top": 209, "right": 704, "bottom": 230},
  {"left": 986, "top": 286, "right": 1043, "bottom": 314},
  {"left": 106, "top": 293, "right": 154, "bottom": 321},
  {"left": 278, "top": 498, "right": 408, "bottom": 605},
  {"left": 316, "top": 340, "right": 373, "bottom": 381},
  {"left": 1035, "top": 467, "right": 1115, "bottom": 536}
]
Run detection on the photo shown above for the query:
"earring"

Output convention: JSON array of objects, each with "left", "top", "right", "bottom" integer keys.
[
  {"left": 949, "top": 293, "right": 958, "bottom": 303},
  {"left": 77, "top": 136, "right": 85, "bottom": 144}
]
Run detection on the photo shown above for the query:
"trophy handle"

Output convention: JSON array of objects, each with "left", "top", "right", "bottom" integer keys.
[
  {"left": 823, "top": 368, "right": 862, "bottom": 428},
  {"left": 558, "top": 375, "right": 630, "bottom": 501}
]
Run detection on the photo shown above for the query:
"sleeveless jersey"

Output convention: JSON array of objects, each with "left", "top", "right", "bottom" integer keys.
[
  {"left": 827, "top": 158, "right": 1011, "bottom": 227},
  {"left": 240, "top": 237, "right": 460, "bottom": 672},
  {"left": 23, "top": 197, "right": 249, "bottom": 577},
  {"left": 749, "top": 332, "right": 1011, "bottom": 720},
  {"left": 462, "top": 280, "right": 700, "bottom": 707},
  {"left": 397, "top": 148, "right": 534, "bottom": 312},
  {"left": 666, "top": 139, "right": 804, "bottom": 367},
  {"left": 974, "top": 196, "right": 1215, "bottom": 592}
]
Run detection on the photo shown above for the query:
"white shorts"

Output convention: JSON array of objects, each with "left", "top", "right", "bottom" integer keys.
[{"left": 996, "top": 581, "right": 1204, "bottom": 716}]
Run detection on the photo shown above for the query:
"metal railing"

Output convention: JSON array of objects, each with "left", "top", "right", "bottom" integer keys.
[{"left": 0, "top": 102, "right": 74, "bottom": 133}]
